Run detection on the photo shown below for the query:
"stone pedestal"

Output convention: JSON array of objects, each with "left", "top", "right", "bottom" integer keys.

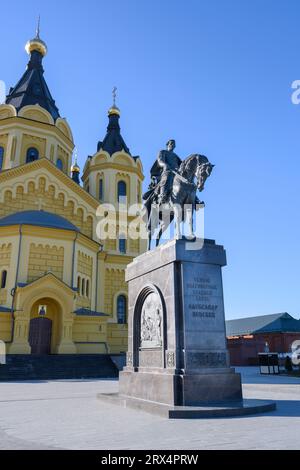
[{"left": 119, "top": 239, "right": 242, "bottom": 406}]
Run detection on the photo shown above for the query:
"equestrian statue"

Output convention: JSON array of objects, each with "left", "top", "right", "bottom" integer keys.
[{"left": 143, "top": 140, "right": 214, "bottom": 250}]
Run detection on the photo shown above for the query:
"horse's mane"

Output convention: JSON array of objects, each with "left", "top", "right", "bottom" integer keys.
[{"left": 179, "top": 154, "right": 208, "bottom": 174}]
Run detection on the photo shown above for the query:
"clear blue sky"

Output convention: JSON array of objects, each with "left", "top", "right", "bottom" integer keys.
[{"left": 1, "top": 0, "right": 300, "bottom": 320}]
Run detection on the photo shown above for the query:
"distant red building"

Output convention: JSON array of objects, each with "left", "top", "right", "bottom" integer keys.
[{"left": 226, "top": 312, "right": 300, "bottom": 366}]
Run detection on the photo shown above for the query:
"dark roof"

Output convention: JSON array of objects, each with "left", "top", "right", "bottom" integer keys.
[
  {"left": 97, "top": 113, "right": 131, "bottom": 156},
  {"left": 0, "top": 210, "right": 79, "bottom": 232},
  {"left": 75, "top": 308, "right": 108, "bottom": 317},
  {"left": 226, "top": 312, "right": 300, "bottom": 336},
  {"left": 6, "top": 50, "right": 60, "bottom": 121},
  {"left": 0, "top": 306, "right": 11, "bottom": 313}
]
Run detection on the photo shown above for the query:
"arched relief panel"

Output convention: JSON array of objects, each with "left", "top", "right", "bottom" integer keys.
[{"left": 132, "top": 284, "right": 167, "bottom": 370}]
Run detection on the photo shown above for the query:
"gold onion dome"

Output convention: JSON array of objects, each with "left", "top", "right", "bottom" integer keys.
[
  {"left": 108, "top": 86, "right": 120, "bottom": 116},
  {"left": 25, "top": 17, "right": 47, "bottom": 57},
  {"left": 71, "top": 162, "right": 80, "bottom": 173},
  {"left": 71, "top": 150, "right": 80, "bottom": 173},
  {"left": 108, "top": 105, "right": 120, "bottom": 116}
]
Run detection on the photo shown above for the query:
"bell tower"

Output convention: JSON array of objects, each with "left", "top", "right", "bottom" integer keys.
[
  {"left": 82, "top": 90, "right": 145, "bottom": 256},
  {"left": 0, "top": 20, "right": 74, "bottom": 174}
]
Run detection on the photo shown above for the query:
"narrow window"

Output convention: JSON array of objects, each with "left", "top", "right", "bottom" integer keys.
[
  {"left": 56, "top": 158, "right": 63, "bottom": 171},
  {"left": 119, "top": 237, "right": 126, "bottom": 254},
  {"left": 117, "top": 295, "right": 127, "bottom": 324},
  {"left": 86, "top": 280, "right": 90, "bottom": 298},
  {"left": 118, "top": 181, "right": 127, "bottom": 201},
  {"left": 99, "top": 178, "right": 104, "bottom": 201},
  {"left": 77, "top": 276, "right": 81, "bottom": 293},
  {"left": 0, "top": 147, "right": 4, "bottom": 170},
  {"left": 1, "top": 270, "right": 7, "bottom": 289},
  {"left": 26, "top": 147, "right": 39, "bottom": 163},
  {"left": 82, "top": 278, "right": 85, "bottom": 296}
]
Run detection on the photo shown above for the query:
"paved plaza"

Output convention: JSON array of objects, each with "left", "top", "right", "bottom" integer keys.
[{"left": 0, "top": 367, "right": 299, "bottom": 450}]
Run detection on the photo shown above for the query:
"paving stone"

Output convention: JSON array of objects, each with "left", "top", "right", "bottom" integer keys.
[{"left": 0, "top": 368, "right": 299, "bottom": 450}]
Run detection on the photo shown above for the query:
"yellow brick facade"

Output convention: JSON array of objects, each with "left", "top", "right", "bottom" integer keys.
[
  {"left": 28, "top": 244, "right": 64, "bottom": 283},
  {"left": 0, "top": 243, "right": 12, "bottom": 305},
  {"left": 0, "top": 35, "right": 146, "bottom": 356},
  {"left": 0, "top": 178, "right": 93, "bottom": 238},
  {"left": 104, "top": 268, "right": 127, "bottom": 315}
]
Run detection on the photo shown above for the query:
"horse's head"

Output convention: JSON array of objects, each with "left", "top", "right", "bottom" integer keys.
[{"left": 195, "top": 156, "right": 215, "bottom": 192}]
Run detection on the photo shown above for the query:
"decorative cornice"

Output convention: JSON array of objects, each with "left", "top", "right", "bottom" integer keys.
[
  {"left": 82, "top": 162, "right": 144, "bottom": 181},
  {"left": 15, "top": 271, "right": 75, "bottom": 295},
  {"left": 0, "top": 158, "right": 100, "bottom": 209},
  {"left": 104, "top": 254, "right": 134, "bottom": 265},
  {"left": 0, "top": 116, "right": 74, "bottom": 147}
]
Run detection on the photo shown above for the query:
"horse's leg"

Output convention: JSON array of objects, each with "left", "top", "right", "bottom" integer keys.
[
  {"left": 156, "top": 212, "right": 164, "bottom": 247},
  {"left": 148, "top": 231, "right": 152, "bottom": 251},
  {"left": 185, "top": 206, "right": 195, "bottom": 239},
  {"left": 173, "top": 204, "right": 182, "bottom": 240},
  {"left": 155, "top": 204, "right": 173, "bottom": 246}
]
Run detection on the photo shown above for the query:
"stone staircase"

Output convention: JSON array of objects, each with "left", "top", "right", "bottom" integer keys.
[{"left": 0, "top": 355, "right": 119, "bottom": 381}]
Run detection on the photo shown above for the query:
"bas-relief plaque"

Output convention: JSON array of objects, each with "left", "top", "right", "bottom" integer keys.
[{"left": 140, "top": 292, "right": 163, "bottom": 349}]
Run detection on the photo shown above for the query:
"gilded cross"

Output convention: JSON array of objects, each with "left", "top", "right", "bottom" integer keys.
[
  {"left": 36, "top": 15, "right": 41, "bottom": 38},
  {"left": 112, "top": 86, "right": 117, "bottom": 107}
]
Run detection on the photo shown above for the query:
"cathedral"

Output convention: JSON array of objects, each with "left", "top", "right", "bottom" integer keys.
[{"left": 0, "top": 26, "right": 145, "bottom": 355}]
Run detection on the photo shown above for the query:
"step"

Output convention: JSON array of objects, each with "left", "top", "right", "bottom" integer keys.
[{"left": 0, "top": 354, "right": 119, "bottom": 381}]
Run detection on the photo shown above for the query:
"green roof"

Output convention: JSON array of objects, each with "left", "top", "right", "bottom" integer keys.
[{"left": 226, "top": 312, "right": 300, "bottom": 336}]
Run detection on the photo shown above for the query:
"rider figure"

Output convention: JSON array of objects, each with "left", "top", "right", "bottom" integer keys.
[{"left": 155, "top": 140, "right": 182, "bottom": 204}]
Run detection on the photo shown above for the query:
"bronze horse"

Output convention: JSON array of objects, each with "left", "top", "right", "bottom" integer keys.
[{"left": 143, "top": 154, "right": 214, "bottom": 250}]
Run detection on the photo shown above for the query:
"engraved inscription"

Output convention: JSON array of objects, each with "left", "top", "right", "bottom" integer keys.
[
  {"left": 186, "top": 276, "right": 218, "bottom": 319},
  {"left": 187, "top": 352, "right": 227, "bottom": 368}
]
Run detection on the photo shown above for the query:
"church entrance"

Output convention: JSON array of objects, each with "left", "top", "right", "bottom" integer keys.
[
  {"left": 28, "top": 297, "right": 62, "bottom": 354},
  {"left": 29, "top": 317, "right": 52, "bottom": 355}
]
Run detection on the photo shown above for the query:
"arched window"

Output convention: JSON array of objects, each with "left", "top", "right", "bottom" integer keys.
[
  {"left": 1, "top": 270, "right": 7, "bottom": 289},
  {"left": 81, "top": 278, "right": 85, "bottom": 297},
  {"left": 0, "top": 147, "right": 4, "bottom": 171},
  {"left": 26, "top": 147, "right": 39, "bottom": 163},
  {"left": 56, "top": 158, "right": 63, "bottom": 171},
  {"left": 117, "top": 295, "right": 127, "bottom": 324},
  {"left": 119, "top": 236, "right": 126, "bottom": 254},
  {"left": 118, "top": 181, "right": 127, "bottom": 201},
  {"left": 86, "top": 280, "right": 90, "bottom": 298},
  {"left": 99, "top": 178, "right": 104, "bottom": 201}
]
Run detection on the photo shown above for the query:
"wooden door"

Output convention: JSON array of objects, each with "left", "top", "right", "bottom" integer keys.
[{"left": 29, "top": 317, "right": 52, "bottom": 355}]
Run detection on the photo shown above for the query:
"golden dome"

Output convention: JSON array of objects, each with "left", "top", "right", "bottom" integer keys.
[
  {"left": 108, "top": 105, "right": 120, "bottom": 116},
  {"left": 108, "top": 87, "right": 120, "bottom": 116},
  {"left": 71, "top": 162, "right": 80, "bottom": 173},
  {"left": 25, "top": 37, "right": 47, "bottom": 57},
  {"left": 71, "top": 148, "right": 80, "bottom": 173},
  {"left": 25, "top": 16, "right": 47, "bottom": 57}
]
